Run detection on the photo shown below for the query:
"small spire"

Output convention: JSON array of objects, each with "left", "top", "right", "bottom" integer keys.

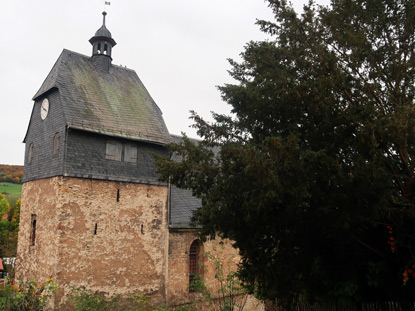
[
  {"left": 102, "top": 12, "right": 107, "bottom": 26},
  {"left": 89, "top": 11, "right": 117, "bottom": 66}
]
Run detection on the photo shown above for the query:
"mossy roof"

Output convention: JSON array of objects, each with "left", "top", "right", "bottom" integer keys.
[{"left": 33, "top": 49, "right": 172, "bottom": 145}]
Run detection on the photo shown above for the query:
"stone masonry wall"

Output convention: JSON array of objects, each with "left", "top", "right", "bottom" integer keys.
[
  {"left": 167, "top": 230, "right": 264, "bottom": 310},
  {"left": 17, "top": 177, "right": 169, "bottom": 305},
  {"left": 17, "top": 178, "right": 61, "bottom": 283},
  {"left": 17, "top": 176, "right": 262, "bottom": 309}
]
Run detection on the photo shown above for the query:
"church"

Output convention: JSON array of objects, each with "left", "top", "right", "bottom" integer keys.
[{"left": 15, "top": 11, "right": 256, "bottom": 308}]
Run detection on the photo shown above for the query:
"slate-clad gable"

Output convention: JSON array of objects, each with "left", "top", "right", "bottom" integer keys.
[
  {"left": 23, "top": 90, "right": 66, "bottom": 182},
  {"left": 33, "top": 49, "right": 172, "bottom": 145}
]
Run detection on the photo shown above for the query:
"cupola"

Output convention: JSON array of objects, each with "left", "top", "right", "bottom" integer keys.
[{"left": 89, "top": 12, "right": 116, "bottom": 71}]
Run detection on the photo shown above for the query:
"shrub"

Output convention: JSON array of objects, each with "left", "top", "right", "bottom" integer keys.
[
  {"left": 60, "top": 287, "right": 195, "bottom": 311},
  {"left": 190, "top": 243, "right": 248, "bottom": 311},
  {"left": 0, "top": 278, "right": 57, "bottom": 311}
]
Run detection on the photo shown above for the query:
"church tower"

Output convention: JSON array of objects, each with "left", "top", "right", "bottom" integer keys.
[{"left": 17, "top": 12, "right": 172, "bottom": 305}]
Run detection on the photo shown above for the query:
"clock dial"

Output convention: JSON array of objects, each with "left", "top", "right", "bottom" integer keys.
[{"left": 40, "top": 98, "right": 49, "bottom": 120}]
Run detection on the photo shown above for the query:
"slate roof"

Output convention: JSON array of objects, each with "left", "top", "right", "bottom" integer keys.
[
  {"left": 168, "top": 134, "right": 202, "bottom": 228},
  {"left": 95, "top": 25, "right": 112, "bottom": 37},
  {"left": 170, "top": 186, "right": 201, "bottom": 228},
  {"left": 33, "top": 49, "right": 172, "bottom": 145}
]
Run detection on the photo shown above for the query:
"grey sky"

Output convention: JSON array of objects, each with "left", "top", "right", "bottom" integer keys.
[{"left": 0, "top": 0, "right": 329, "bottom": 165}]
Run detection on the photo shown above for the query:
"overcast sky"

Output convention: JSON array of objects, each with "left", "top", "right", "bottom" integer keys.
[{"left": 0, "top": 0, "right": 329, "bottom": 165}]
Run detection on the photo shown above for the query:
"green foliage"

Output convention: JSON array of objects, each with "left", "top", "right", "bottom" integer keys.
[
  {"left": 0, "top": 282, "right": 195, "bottom": 311},
  {"left": 0, "top": 193, "right": 9, "bottom": 216},
  {"left": 60, "top": 288, "right": 195, "bottom": 311},
  {"left": 0, "top": 198, "right": 20, "bottom": 265},
  {"left": 0, "top": 278, "right": 57, "bottom": 311},
  {"left": 0, "top": 182, "right": 21, "bottom": 212},
  {"left": 6, "top": 195, "right": 20, "bottom": 210},
  {"left": 155, "top": 0, "right": 415, "bottom": 306}
]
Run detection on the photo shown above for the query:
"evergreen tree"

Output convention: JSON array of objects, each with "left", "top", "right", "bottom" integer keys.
[{"left": 155, "top": 0, "right": 415, "bottom": 305}]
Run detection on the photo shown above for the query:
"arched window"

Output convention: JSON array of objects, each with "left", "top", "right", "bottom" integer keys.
[
  {"left": 28, "top": 143, "right": 34, "bottom": 163},
  {"left": 189, "top": 240, "right": 202, "bottom": 292},
  {"left": 53, "top": 132, "right": 60, "bottom": 156}
]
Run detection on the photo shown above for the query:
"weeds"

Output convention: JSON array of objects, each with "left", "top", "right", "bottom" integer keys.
[
  {"left": 0, "top": 277, "right": 57, "bottom": 311},
  {"left": 191, "top": 242, "right": 248, "bottom": 311},
  {"left": 60, "top": 287, "right": 195, "bottom": 311}
]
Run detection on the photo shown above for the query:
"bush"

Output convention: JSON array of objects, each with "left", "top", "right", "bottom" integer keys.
[
  {"left": 60, "top": 287, "right": 195, "bottom": 311},
  {"left": 0, "top": 278, "right": 57, "bottom": 311},
  {"left": 190, "top": 243, "right": 248, "bottom": 311},
  {"left": 0, "top": 279, "right": 195, "bottom": 310}
]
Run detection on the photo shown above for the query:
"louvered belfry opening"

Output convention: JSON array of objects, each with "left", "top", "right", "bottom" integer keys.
[{"left": 189, "top": 240, "right": 200, "bottom": 292}]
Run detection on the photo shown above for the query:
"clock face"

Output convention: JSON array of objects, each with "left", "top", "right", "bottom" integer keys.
[{"left": 40, "top": 98, "right": 49, "bottom": 120}]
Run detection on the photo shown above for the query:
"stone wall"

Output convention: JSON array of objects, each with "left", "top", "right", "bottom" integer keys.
[
  {"left": 17, "top": 176, "right": 169, "bottom": 305},
  {"left": 17, "top": 176, "right": 263, "bottom": 310},
  {"left": 166, "top": 229, "right": 199, "bottom": 305},
  {"left": 167, "top": 230, "right": 264, "bottom": 310},
  {"left": 16, "top": 178, "right": 61, "bottom": 283}
]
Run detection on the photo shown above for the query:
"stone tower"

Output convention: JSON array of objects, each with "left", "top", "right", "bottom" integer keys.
[{"left": 17, "top": 12, "right": 172, "bottom": 304}]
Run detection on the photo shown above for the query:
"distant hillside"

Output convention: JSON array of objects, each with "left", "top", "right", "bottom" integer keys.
[{"left": 0, "top": 164, "right": 23, "bottom": 184}]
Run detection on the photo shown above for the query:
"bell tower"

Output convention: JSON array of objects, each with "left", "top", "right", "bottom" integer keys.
[{"left": 89, "top": 12, "right": 117, "bottom": 71}]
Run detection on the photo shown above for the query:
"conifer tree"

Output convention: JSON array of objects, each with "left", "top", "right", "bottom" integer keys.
[{"left": 155, "top": 0, "right": 415, "bottom": 305}]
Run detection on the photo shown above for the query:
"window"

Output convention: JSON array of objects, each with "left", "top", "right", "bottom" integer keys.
[
  {"left": 28, "top": 143, "right": 34, "bottom": 163},
  {"left": 189, "top": 240, "right": 202, "bottom": 292},
  {"left": 124, "top": 144, "right": 138, "bottom": 163},
  {"left": 30, "top": 214, "right": 37, "bottom": 246},
  {"left": 105, "top": 141, "right": 122, "bottom": 161},
  {"left": 105, "top": 141, "right": 138, "bottom": 162},
  {"left": 53, "top": 132, "right": 60, "bottom": 156}
]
